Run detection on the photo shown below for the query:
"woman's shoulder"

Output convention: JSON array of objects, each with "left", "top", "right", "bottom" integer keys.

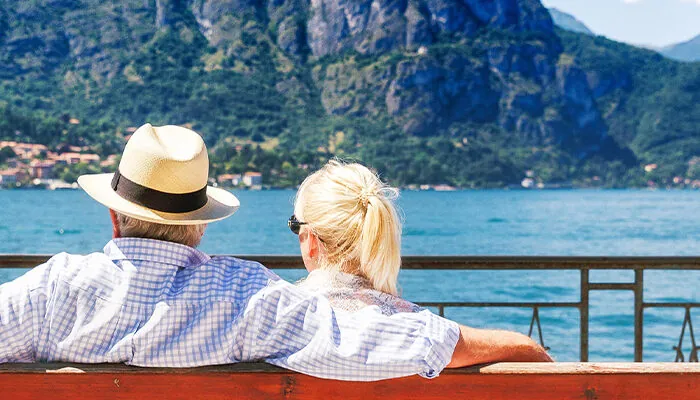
[{"left": 296, "top": 269, "right": 422, "bottom": 315}]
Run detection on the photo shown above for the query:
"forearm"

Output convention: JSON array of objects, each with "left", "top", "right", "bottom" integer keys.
[{"left": 446, "top": 325, "right": 553, "bottom": 367}]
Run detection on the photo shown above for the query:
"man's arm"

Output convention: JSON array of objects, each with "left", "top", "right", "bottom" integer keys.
[
  {"left": 0, "top": 262, "right": 51, "bottom": 363},
  {"left": 233, "top": 279, "right": 460, "bottom": 381},
  {"left": 447, "top": 325, "right": 553, "bottom": 367}
]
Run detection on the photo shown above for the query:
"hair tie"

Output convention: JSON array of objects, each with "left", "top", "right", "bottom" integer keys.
[{"left": 359, "top": 188, "right": 375, "bottom": 208}]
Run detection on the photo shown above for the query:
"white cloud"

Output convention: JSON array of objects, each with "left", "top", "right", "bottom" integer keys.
[{"left": 680, "top": 0, "right": 700, "bottom": 4}]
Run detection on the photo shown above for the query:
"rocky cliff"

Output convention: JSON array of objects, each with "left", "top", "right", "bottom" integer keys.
[
  {"left": 0, "top": 0, "right": 610, "bottom": 150},
  {"left": 6, "top": 0, "right": 696, "bottom": 186}
]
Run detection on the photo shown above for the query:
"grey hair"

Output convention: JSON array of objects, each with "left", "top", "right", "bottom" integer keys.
[{"left": 115, "top": 212, "right": 206, "bottom": 248}]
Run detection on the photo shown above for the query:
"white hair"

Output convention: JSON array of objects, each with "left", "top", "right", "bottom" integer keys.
[
  {"left": 115, "top": 212, "right": 206, "bottom": 248},
  {"left": 294, "top": 160, "right": 402, "bottom": 295}
]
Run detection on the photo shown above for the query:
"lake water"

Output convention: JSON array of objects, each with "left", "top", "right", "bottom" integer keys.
[{"left": 1, "top": 189, "right": 700, "bottom": 362}]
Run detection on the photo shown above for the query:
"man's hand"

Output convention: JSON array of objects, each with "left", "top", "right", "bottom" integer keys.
[{"left": 446, "top": 325, "right": 553, "bottom": 368}]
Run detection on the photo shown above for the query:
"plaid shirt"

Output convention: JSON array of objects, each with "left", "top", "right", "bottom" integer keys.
[{"left": 0, "top": 238, "right": 458, "bottom": 381}]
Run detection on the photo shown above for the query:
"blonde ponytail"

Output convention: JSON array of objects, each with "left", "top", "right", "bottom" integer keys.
[
  {"left": 359, "top": 186, "right": 401, "bottom": 295},
  {"left": 294, "top": 160, "right": 402, "bottom": 295}
]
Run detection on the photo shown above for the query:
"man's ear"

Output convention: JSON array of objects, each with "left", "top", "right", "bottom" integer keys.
[{"left": 109, "top": 209, "right": 121, "bottom": 238}]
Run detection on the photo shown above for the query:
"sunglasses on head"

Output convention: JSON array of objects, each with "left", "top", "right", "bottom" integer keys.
[{"left": 288, "top": 214, "right": 307, "bottom": 235}]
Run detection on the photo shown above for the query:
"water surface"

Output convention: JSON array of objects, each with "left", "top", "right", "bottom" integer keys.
[{"left": 1, "top": 189, "right": 699, "bottom": 362}]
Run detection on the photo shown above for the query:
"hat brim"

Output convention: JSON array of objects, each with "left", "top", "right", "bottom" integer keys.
[{"left": 78, "top": 173, "right": 240, "bottom": 225}]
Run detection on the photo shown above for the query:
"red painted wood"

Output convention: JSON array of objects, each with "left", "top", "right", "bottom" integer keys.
[{"left": 2, "top": 364, "right": 700, "bottom": 400}]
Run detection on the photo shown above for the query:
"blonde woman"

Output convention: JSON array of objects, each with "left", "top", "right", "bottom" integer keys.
[{"left": 290, "top": 160, "right": 553, "bottom": 366}]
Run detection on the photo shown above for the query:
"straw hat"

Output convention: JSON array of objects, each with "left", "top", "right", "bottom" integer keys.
[{"left": 78, "top": 123, "right": 239, "bottom": 225}]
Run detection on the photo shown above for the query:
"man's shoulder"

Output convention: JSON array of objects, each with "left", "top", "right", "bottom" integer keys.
[
  {"left": 41, "top": 250, "right": 119, "bottom": 282},
  {"left": 17, "top": 251, "right": 117, "bottom": 296},
  {"left": 42, "top": 251, "right": 111, "bottom": 272},
  {"left": 208, "top": 256, "right": 281, "bottom": 281}
]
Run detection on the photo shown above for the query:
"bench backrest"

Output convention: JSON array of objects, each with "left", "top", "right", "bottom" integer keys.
[{"left": 2, "top": 362, "right": 699, "bottom": 400}]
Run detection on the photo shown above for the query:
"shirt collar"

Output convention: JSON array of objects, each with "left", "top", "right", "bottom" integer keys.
[{"left": 104, "top": 237, "right": 211, "bottom": 268}]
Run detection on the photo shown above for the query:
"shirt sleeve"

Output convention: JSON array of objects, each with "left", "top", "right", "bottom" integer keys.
[
  {"left": 233, "top": 279, "right": 459, "bottom": 381},
  {"left": 0, "top": 262, "right": 52, "bottom": 363}
]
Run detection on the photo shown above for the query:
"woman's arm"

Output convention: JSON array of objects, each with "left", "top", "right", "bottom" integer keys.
[
  {"left": 236, "top": 279, "right": 460, "bottom": 381},
  {"left": 447, "top": 324, "right": 553, "bottom": 367}
]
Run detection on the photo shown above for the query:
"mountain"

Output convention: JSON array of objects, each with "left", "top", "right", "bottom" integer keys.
[
  {"left": 547, "top": 8, "right": 699, "bottom": 64},
  {"left": 560, "top": 29, "right": 700, "bottom": 179},
  {"left": 661, "top": 34, "right": 700, "bottom": 62},
  {"left": 548, "top": 8, "right": 593, "bottom": 36},
  {"left": 0, "top": 0, "right": 697, "bottom": 188}
]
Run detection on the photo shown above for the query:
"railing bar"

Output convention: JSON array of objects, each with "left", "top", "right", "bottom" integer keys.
[
  {"left": 687, "top": 308, "right": 698, "bottom": 362},
  {"left": 674, "top": 308, "right": 689, "bottom": 362},
  {"left": 5, "top": 254, "right": 700, "bottom": 364},
  {"left": 644, "top": 303, "right": 700, "bottom": 308},
  {"left": 588, "top": 283, "right": 638, "bottom": 291},
  {"left": 6, "top": 255, "right": 700, "bottom": 270},
  {"left": 581, "top": 269, "right": 589, "bottom": 362},
  {"left": 416, "top": 302, "right": 581, "bottom": 308},
  {"left": 528, "top": 308, "right": 536, "bottom": 337},
  {"left": 416, "top": 301, "right": 700, "bottom": 309},
  {"left": 534, "top": 307, "right": 548, "bottom": 350},
  {"left": 634, "top": 269, "right": 644, "bottom": 362}
]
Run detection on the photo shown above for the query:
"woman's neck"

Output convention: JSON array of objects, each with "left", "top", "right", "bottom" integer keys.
[{"left": 321, "top": 259, "right": 363, "bottom": 278}]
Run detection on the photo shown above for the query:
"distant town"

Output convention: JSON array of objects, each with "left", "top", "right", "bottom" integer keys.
[
  {"left": 0, "top": 140, "right": 107, "bottom": 190},
  {"left": 0, "top": 140, "right": 265, "bottom": 190},
  {"left": 2, "top": 138, "right": 697, "bottom": 191}
]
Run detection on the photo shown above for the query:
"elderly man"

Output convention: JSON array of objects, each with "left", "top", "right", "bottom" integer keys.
[{"left": 0, "top": 124, "right": 550, "bottom": 380}]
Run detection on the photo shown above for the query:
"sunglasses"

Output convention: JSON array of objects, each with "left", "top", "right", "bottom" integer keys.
[{"left": 288, "top": 214, "right": 308, "bottom": 235}]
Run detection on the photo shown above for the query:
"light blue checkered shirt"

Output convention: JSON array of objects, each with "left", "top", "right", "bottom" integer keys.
[{"left": 0, "top": 238, "right": 458, "bottom": 380}]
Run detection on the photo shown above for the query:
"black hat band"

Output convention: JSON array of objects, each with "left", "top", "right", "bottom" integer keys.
[{"left": 111, "top": 170, "right": 208, "bottom": 213}]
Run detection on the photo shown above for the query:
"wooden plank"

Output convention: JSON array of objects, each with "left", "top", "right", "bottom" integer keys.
[
  {"left": 4, "top": 362, "right": 700, "bottom": 375},
  {"left": 1, "top": 366, "right": 700, "bottom": 400},
  {"left": 0, "top": 362, "right": 287, "bottom": 374},
  {"left": 473, "top": 362, "right": 700, "bottom": 375}
]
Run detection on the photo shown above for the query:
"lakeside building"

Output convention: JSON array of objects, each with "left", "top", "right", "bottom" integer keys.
[
  {"left": 1, "top": 141, "right": 101, "bottom": 166},
  {"left": 29, "top": 160, "right": 56, "bottom": 179},
  {"left": 0, "top": 141, "right": 48, "bottom": 160},
  {"left": 217, "top": 174, "right": 242, "bottom": 186},
  {"left": 433, "top": 184, "right": 457, "bottom": 191},
  {"left": 243, "top": 172, "right": 263, "bottom": 187},
  {"left": 0, "top": 168, "right": 25, "bottom": 186},
  {"left": 55, "top": 152, "right": 100, "bottom": 165},
  {"left": 100, "top": 155, "right": 118, "bottom": 168}
]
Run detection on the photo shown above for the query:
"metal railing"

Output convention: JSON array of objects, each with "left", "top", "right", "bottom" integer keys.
[{"left": 3, "top": 255, "right": 700, "bottom": 362}]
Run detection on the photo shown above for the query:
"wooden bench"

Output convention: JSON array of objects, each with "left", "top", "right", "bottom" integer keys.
[{"left": 2, "top": 363, "right": 699, "bottom": 399}]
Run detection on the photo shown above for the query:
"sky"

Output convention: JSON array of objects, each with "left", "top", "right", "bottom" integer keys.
[{"left": 541, "top": 0, "right": 700, "bottom": 48}]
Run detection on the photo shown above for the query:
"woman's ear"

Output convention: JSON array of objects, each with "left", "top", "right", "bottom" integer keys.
[
  {"left": 307, "top": 231, "right": 319, "bottom": 259},
  {"left": 299, "top": 229, "right": 321, "bottom": 272}
]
